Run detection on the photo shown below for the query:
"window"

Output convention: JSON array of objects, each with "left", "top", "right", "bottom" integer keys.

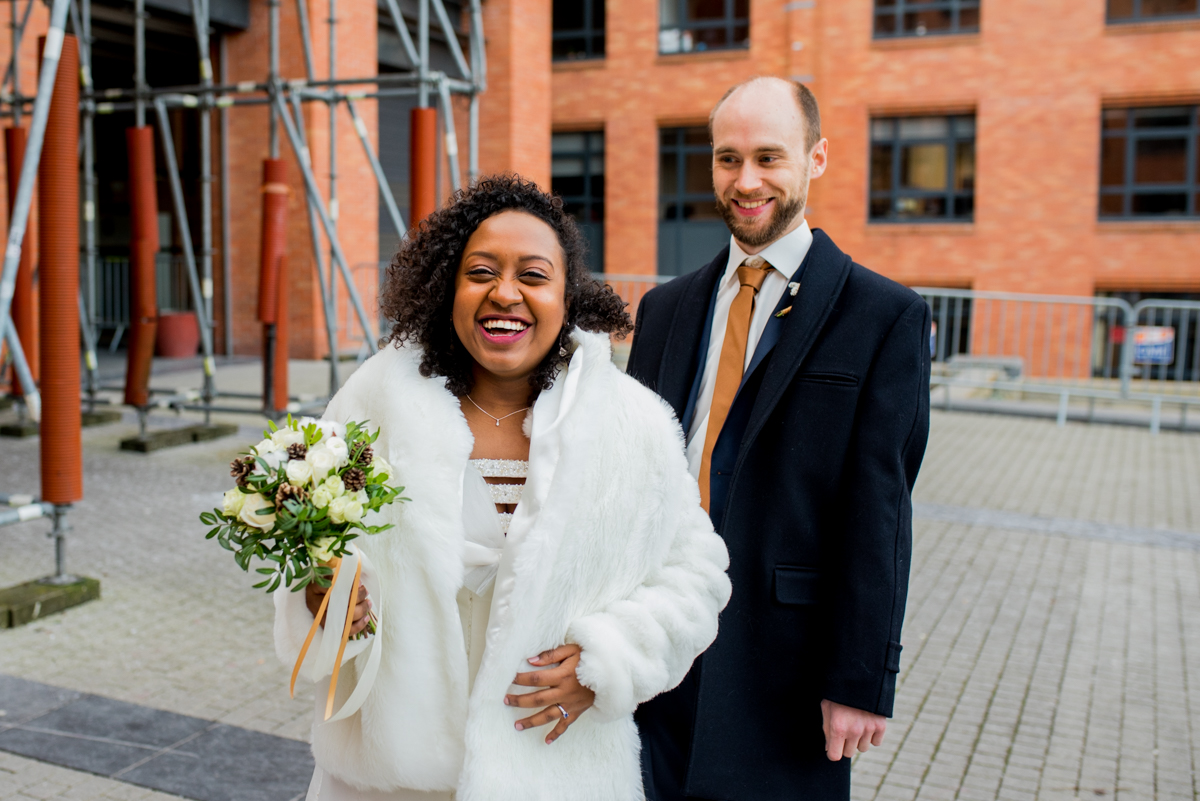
[
  {"left": 553, "top": 0, "right": 604, "bottom": 61},
  {"left": 552, "top": 132, "right": 605, "bottom": 272},
  {"left": 658, "top": 127, "right": 729, "bottom": 276},
  {"left": 874, "top": 0, "right": 980, "bottom": 38},
  {"left": 869, "top": 115, "right": 976, "bottom": 222},
  {"left": 659, "top": 0, "right": 749, "bottom": 55},
  {"left": 1108, "top": 0, "right": 1200, "bottom": 23},
  {"left": 1100, "top": 106, "right": 1199, "bottom": 219}
]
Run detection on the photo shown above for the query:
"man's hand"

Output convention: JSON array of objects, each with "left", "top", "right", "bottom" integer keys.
[
  {"left": 821, "top": 699, "right": 886, "bottom": 761},
  {"left": 506, "top": 644, "right": 596, "bottom": 744}
]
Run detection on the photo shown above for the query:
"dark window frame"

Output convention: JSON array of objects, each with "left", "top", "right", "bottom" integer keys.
[
  {"left": 658, "top": 0, "right": 749, "bottom": 55},
  {"left": 659, "top": 127, "right": 716, "bottom": 222},
  {"left": 873, "top": 0, "right": 981, "bottom": 39},
  {"left": 551, "top": 130, "right": 606, "bottom": 272},
  {"left": 552, "top": 0, "right": 605, "bottom": 61},
  {"left": 869, "top": 114, "right": 976, "bottom": 224},
  {"left": 1099, "top": 105, "right": 1200, "bottom": 220},
  {"left": 1107, "top": 0, "right": 1200, "bottom": 24}
]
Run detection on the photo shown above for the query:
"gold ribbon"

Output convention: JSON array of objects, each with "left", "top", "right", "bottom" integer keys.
[{"left": 290, "top": 557, "right": 342, "bottom": 699}]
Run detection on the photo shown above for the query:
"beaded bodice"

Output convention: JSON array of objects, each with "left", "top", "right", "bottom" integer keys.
[{"left": 468, "top": 459, "right": 528, "bottom": 534}]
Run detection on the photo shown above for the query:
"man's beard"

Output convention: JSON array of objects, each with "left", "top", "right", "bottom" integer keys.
[{"left": 716, "top": 191, "right": 805, "bottom": 249}]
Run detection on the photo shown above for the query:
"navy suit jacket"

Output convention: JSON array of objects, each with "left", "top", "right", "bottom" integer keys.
[{"left": 627, "top": 230, "right": 932, "bottom": 801}]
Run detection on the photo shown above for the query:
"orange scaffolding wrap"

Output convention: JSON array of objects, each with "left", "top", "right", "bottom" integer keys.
[
  {"left": 123, "top": 125, "right": 159, "bottom": 409},
  {"left": 259, "top": 158, "right": 289, "bottom": 411},
  {"left": 4, "top": 126, "right": 37, "bottom": 397},
  {"left": 37, "top": 33, "right": 81, "bottom": 504},
  {"left": 410, "top": 107, "right": 437, "bottom": 225}
]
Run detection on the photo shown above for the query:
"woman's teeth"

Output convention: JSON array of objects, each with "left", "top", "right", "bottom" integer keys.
[{"left": 482, "top": 319, "right": 529, "bottom": 333}]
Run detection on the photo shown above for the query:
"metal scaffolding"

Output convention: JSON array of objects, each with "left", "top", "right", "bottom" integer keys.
[
  {"left": 0, "top": 0, "right": 487, "bottom": 578},
  {"left": 0, "top": 0, "right": 486, "bottom": 418}
]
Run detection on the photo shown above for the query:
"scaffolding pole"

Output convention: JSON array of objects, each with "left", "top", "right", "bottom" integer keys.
[
  {"left": 0, "top": 0, "right": 73, "bottom": 417},
  {"left": 290, "top": 93, "right": 339, "bottom": 396},
  {"left": 272, "top": 91, "right": 378, "bottom": 353}
]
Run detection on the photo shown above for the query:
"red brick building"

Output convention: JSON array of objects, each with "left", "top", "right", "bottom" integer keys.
[{"left": 3, "top": 0, "right": 1199, "bottom": 361}]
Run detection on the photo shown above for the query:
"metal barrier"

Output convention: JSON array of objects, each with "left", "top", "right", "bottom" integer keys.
[
  {"left": 92, "top": 255, "right": 195, "bottom": 349},
  {"left": 916, "top": 288, "right": 1200, "bottom": 433}
]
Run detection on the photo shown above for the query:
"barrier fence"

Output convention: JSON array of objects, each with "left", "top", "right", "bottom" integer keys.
[{"left": 80, "top": 262, "right": 1200, "bottom": 433}]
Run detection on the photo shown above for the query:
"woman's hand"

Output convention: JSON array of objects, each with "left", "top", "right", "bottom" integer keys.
[
  {"left": 304, "top": 581, "right": 373, "bottom": 636},
  {"left": 506, "top": 644, "right": 595, "bottom": 744}
]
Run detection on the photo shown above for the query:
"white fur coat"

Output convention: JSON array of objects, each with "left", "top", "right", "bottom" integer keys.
[{"left": 274, "top": 329, "right": 731, "bottom": 801}]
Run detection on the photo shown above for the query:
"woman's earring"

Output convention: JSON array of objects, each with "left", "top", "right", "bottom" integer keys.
[{"left": 559, "top": 345, "right": 568, "bottom": 358}]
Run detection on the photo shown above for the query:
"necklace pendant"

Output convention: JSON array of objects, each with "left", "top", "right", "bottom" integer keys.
[{"left": 495, "top": 419, "right": 500, "bottom": 426}]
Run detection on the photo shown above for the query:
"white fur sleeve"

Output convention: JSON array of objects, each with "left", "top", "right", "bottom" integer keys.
[{"left": 566, "top": 472, "right": 731, "bottom": 723}]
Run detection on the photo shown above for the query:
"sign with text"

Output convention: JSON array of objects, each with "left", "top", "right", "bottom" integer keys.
[{"left": 1133, "top": 326, "right": 1175, "bottom": 365}]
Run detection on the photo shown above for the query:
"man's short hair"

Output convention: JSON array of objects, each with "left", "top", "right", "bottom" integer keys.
[{"left": 708, "top": 77, "right": 822, "bottom": 152}]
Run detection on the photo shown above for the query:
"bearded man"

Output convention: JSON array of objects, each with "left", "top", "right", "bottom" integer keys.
[{"left": 626, "top": 77, "right": 932, "bottom": 800}]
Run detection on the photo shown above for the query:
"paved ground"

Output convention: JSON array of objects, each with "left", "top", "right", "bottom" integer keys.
[{"left": 1, "top": 382, "right": 1198, "bottom": 799}]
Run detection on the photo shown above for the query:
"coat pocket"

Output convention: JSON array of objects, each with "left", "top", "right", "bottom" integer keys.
[
  {"left": 774, "top": 565, "right": 820, "bottom": 605},
  {"left": 793, "top": 371, "right": 859, "bottom": 387}
]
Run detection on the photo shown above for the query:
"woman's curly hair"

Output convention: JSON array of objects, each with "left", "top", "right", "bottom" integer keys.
[{"left": 380, "top": 174, "right": 633, "bottom": 398}]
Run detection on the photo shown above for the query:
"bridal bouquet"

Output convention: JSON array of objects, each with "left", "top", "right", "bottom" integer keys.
[{"left": 200, "top": 415, "right": 407, "bottom": 600}]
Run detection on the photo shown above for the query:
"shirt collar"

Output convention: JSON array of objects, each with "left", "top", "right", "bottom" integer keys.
[{"left": 723, "top": 220, "right": 814, "bottom": 286}]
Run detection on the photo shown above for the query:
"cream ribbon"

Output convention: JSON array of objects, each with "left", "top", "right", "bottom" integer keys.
[
  {"left": 461, "top": 463, "right": 507, "bottom": 596},
  {"left": 289, "top": 543, "right": 384, "bottom": 722}
]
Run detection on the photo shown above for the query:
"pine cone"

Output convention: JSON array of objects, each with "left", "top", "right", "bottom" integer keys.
[
  {"left": 351, "top": 442, "right": 373, "bottom": 467},
  {"left": 286, "top": 442, "right": 307, "bottom": 460},
  {"left": 275, "top": 483, "right": 308, "bottom": 508},
  {"left": 230, "top": 456, "right": 255, "bottom": 488},
  {"left": 342, "top": 467, "right": 366, "bottom": 493}
]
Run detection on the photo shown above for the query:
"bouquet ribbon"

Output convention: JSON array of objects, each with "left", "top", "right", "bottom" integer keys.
[{"left": 289, "top": 544, "right": 384, "bottom": 723}]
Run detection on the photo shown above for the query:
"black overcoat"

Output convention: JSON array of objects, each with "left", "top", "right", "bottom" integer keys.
[{"left": 627, "top": 229, "right": 932, "bottom": 801}]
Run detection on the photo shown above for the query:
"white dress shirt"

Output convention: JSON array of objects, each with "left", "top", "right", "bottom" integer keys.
[{"left": 685, "top": 221, "right": 814, "bottom": 479}]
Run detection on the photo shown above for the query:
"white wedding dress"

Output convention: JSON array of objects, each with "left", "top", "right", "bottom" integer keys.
[{"left": 305, "top": 460, "right": 526, "bottom": 801}]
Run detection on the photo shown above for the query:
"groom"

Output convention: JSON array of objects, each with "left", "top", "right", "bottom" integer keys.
[{"left": 627, "top": 77, "right": 931, "bottom": 800}]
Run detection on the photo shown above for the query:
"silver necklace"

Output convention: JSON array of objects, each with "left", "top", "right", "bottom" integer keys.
[{"left": 465, "top": 395, "right": 530, "bottom": 427}]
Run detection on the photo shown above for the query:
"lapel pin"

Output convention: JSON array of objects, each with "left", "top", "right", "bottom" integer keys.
[
  {"left": 775, "top": 306, "right": 793, "bottom": 319},
  {"left": 788, "top": 282, "right": 801, "bottom": 297}
]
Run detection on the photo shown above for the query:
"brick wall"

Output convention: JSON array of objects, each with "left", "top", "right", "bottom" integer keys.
[{"left": 548, "top": 0, "right": 1200, "bottom": 294}]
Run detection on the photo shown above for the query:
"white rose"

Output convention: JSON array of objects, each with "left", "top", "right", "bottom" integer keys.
[
  {"left": 285, "top": 459, "right": 313, "bottom": 487},
  {"left": 306, "top": 446, "right": 338, "bottom": 483},
  {"left": 311, "top": 486, "right": 333, "bottom": 509},
  {"left": 271, "top": 427, "right": 305, "bottom": 448},
  {"left": 301, "top": 417, "right": 347, "bottom": 443},
  {"left": 325, "top": 436, "right": 350, "bottom": 467},
  {"left": 253, "top": 438, "right": 278, "bottom": 455},
  {"left": 259, "top": 450, "right": 286, "bottom": 473},
  {"left": 352, "top": 489, "right": 367, "bottom": 505},
  {"left": 308, "top": 536, "right": 336, "bottom": 563},
  {"left": 238, "top": 493, "right": 276, "bottom": 530},
  {"left": 327, "top": 495, "right": 350, "bottom": 525},
  {"left": 324, "top": 475, "right": 345, "bottom": 498},
  {"left": 222, "top": 488, "right": 246, "bottom": 516},
  {"left": 370, "top": 456, "right": 393, "bottom": 483},
  {"left": 341, "top": 499, "right": 364, "bottom": 524}
]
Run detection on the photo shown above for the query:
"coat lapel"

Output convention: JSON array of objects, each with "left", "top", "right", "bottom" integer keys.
[
  {"left": 739, "top": 230, "right": 852, "bottom": 452},
  {"left": 656, "top": 248, "right": 729, "bottom": 416}
]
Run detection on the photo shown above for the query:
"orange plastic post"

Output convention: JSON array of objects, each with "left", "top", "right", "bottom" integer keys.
[
  {"left": 38, "top": 34, "right": 82, "bottom": 504},
  {"left": 410, "top": 107, "right": 438, "bottom": 225},
  {"left": 259, "top": 159, "right": 289, "bottom": 412},
  {"left": 123, "top": 125, "right": 159, "bottom": 409}
]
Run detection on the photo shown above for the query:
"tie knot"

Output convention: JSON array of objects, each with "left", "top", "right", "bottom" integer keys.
[{"left": 736, "top": 256, "right": 770, "bottom": 292}]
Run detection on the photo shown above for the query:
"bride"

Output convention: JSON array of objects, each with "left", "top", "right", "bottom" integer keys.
[{"left": 274, "top": 175, "right": 731, "bottom": 801}]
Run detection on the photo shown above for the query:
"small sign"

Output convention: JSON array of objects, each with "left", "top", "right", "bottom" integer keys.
[{"left": 1133, "top": 326, "right": 1175, "bottom": 365}]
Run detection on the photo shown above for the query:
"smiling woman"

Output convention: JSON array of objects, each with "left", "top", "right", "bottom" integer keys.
[
  {"left": 381, "top": 174, "right": 631, "bottom": 400},
  {"left": 278, "top": 174, "right": 730, "bottom": 801}
]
